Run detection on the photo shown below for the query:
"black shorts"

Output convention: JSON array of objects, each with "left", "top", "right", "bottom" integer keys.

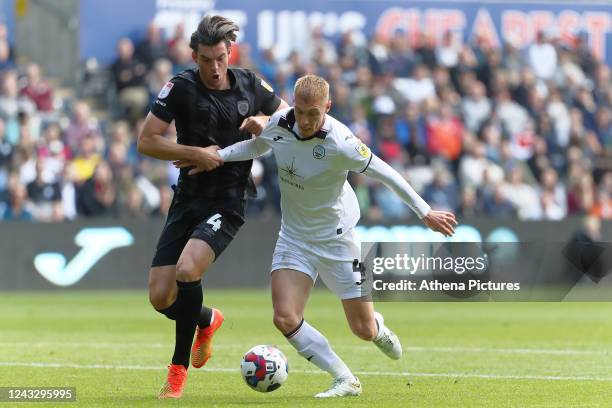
[{"left": 151, "top": 193, "right": 246, "bottom": 267}]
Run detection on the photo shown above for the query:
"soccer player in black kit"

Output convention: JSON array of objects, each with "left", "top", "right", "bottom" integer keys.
[{"left": 137, "top": 15, "right": 288, "bottom": 398}]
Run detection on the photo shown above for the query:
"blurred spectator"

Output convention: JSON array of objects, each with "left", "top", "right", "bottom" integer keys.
[
  {"left": 1, "top": 183, "right": 33, "bottom": 221},
  {"left": 0, "top": 70, "right": 36, "bottom": 144},
  {"left": 394, "top": 103, "right": 427, "bottom": 162},
  {"left": 135, "top": 23, "right": 168, "bottom": 67},
  {"left": 414, "top": 32, "right": 436, "bottom": 70},
  {"left": 458, "top": 186, "right": 479, "bottom": 217},
  {"left": 426, "top": 104, "right": 463, "bottom": 161},
  {"left": 422, "top": 169, "right": 459, "bottom": 212},
  {"left": 538, "top": 167, "right": 567, "bottom": 220},
  {"left": 459, "top": 141, "right": 504, "bottom": 188},
  {"left": 394, "top": 64, "right": 435, "bottom": 103},
  {"left": 21, "top": 63, "right": 54, "bottom": 113},
  {"left": 462, "top": 80, "right": 491, "bottom": 133},
  {"left": 0, "top": 38, "right": 15, "bottom": 71},
  {"left": 436, "top": 31, "right": 460, "bottom": 69},
  {"left": 64, "top": 101, "right": 102, "bottom": 153},
  {"left": 482, "top": 184, "right": 516, "bottom": 218},
  {"left": 574, "top": 32, "right": 597, "bottom": 78},
  {"left": 71, "top": 136, "right": 102, "bottom": 182},
  {"left": 110, "top": 38, "right": 148, "bottom": 120},
  {"left": 386, "top": 31, "right": 415, "bottom": 76},
  {"left": 0, "top": 118, "right": 12, "bottom": 186},
  {"left": 26, "top": 158, "right": 62, "bottom": 221},
  {"left": 76, "top": 161, "right": 118, "bottom": 217},
  {"left": 500, "top": 166, "right": 541, "bottom": 220},
  {"left": 495, "top": 88, "right": 529, "bottom": 137},
  {"left": 591, "top": 172, "right": 612, "bottom": 220},
  {"left": 304, "top": 26, "right": 337, "bottom": 66},
  {"left": 167, "top": 22, "right": 186, "bottom": 52},
  {"left": 527, "top": 31, "right": 557, "bottom": 80},
  {"left": 170, "top": 40, "right": 194, "bottom": 74},
  {"left": 147, "top": 58, "right": 173, "bottom": 103}
]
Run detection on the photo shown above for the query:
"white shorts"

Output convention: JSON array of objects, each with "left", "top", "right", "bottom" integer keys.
[{"left": 271, "top": 229, "right": 367, "bottom": 300}]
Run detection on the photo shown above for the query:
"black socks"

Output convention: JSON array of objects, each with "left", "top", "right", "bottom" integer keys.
[{"left": 170, "top": 280, "right": 203, "bottom": 369}]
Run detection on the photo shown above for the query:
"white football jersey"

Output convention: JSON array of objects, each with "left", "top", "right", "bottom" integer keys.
[{"left": 259, "top": 108, "right": 372, "bottom": 242}]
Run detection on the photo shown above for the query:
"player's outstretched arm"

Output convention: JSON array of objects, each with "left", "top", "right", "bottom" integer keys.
[
  {"left": 363, "top": 155, "right": 457, "bottom": 237},
  {"left": 219, "top": 137, "right": 271, "bottom": 162},
  {"left": 137, "top": 113, "right": 223, "bottom": 170},
  {"left": 173, "top": 138, "right": 271, "bottom": 176},
  {"left": 173, "top": 146, "right": 224, "bottom": 176}
]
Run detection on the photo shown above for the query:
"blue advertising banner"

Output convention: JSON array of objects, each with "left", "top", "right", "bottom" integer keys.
[{"left": 79, "top": 0, "right": 612, "bottom": 66}]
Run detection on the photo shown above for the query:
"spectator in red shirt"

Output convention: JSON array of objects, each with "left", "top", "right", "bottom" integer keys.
[
  {"left": 21, "top": 63, "right": 54, "bottom": 112},
  {"left": 426, "top": 104, "right": 463, "bottom": 161}
]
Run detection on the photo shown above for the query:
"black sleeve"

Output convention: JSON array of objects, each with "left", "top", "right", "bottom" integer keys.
[
  {"left": 150, "top": 78, "right": 184, "bottom": 123},
  {"left": 253, "top": 75, "right": 282, "bottom": 115}
]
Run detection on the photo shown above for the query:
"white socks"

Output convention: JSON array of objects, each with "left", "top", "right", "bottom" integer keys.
[
  {"left": 286, "top": 320, "right": 354, "bottom": 380},
  {"left": 374, "top": 313, "right": 387, "bottom": 341}
]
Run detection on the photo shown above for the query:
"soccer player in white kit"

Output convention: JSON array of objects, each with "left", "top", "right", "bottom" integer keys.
[{"left": 175, "top": 75, "right": 457, "bottom": 397}]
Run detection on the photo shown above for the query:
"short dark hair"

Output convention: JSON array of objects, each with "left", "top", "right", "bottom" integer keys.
[{"left": 189, "top": 15, "right": 239, "bottom": 51}]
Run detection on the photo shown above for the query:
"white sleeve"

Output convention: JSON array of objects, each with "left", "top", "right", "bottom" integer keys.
[
  {"left": 364, "top": 155, "right": 431, "bottom": 219},
  {"left": 335, "top": 132, "right": 373, "bottom": 173},
  {"left": 218, "top": 137, "right": 271, "bottom": 162}
]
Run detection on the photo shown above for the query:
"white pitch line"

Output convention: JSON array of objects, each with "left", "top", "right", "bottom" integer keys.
[
  {"left": 0, "top": 361, "right": 611, "bottom": 382},
  {"left": 0, "top": 342, "right": 610, "bottom": 356}
]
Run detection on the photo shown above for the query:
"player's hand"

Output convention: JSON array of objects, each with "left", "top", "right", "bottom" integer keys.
[
  {"left": 173, "top": 146, "right": 223, "bottom": 175},
  {"left": 240, "top": 116, "right": 268, "bottom": 136},
  {"left": 421, "top": 210, "right": 457, "bottom": 237}
]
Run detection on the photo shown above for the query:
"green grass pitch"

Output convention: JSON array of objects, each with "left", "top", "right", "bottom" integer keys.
[{"left": 1, "top": 290, "right": 611, "bottom": 407}]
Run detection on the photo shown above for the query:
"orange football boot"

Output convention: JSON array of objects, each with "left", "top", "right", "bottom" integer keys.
[
  {"left": 158, "top": 364, "right": 187, "bottom": 399},
  {"left": 191, "top": 308, "right": 225, "bottom": 368}
]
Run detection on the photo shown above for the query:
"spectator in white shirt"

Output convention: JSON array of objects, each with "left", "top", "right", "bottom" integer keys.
[{"left": 527, "top": 31, "right": 557, "bottom": 80}]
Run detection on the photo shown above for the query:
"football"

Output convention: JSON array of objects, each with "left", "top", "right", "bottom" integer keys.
[{"left": 240, "top": 345, "right": 289, "bottom": 392}]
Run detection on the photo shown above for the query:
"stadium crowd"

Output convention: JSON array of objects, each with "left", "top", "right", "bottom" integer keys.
[{"left": 0, "top": 21, "right": 610, "bottom": 222}]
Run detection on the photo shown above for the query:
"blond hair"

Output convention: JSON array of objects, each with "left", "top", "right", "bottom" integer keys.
[{"left": 294, "top": 74, "right": 329, "bottom": 102}]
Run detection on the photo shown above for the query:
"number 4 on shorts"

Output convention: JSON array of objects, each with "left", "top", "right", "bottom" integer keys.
[{"left": 206, "top": 213, "right": 223, "bottom": 232}]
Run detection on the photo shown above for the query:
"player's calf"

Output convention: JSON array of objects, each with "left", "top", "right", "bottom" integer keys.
[{"left": 348, "top": 320, "right": 378, "bottom": 341}]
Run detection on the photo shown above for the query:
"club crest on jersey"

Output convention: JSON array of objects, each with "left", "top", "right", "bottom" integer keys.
[
  {"left": 355, "top": 141, "right": 370, "bottom": 158},
  {"left": 237, "top": 100, "right": 249, "bottom": 116},
  {"left": 313, "top": 145, "right": 326, "bottom": 159},
  {"left": 158, "top": 81, "right": 173, "bottom": 99}
]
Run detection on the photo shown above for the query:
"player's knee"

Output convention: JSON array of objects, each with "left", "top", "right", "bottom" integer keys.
[
  {"left": 350, "top": 322, "right": 377, "bottom": 341},
  {"left": 148, "top": 284, "right": 173, "bottom": 310},
  {"left": 175, "top": 258, "right": 202, "bottom": 282},
  {"left": 273, "top": 312, "right": 302, "bottom": 335}
]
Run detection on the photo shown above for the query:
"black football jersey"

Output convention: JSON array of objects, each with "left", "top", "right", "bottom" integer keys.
[{"left": 151, "top": 67, "right": 281, "bottom": 198}]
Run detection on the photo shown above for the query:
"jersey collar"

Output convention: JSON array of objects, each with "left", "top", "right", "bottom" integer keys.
[{"left": 278, "top": 108, "right": 330, "bottom": 141}]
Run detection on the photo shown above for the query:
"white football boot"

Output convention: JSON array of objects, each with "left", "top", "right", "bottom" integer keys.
[
  {"left": 373, "top": 312, "right": 402, "bottom": 360},
  {"left": 314, "top": 376, "right": 362, "bottom": 398}
]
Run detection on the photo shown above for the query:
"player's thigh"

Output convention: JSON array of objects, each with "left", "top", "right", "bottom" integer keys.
[
  {"left": 148, "top": 265, "right": 177, "bottom": 309},
  {"left": 271, "top": 269, "right": 314, "bottom": 323},
  {"left": 175, "top": 238, "right": 216, "bottom": 282},
  {"left": 186, "top": 209, "right": 245, "bottom": 278}
]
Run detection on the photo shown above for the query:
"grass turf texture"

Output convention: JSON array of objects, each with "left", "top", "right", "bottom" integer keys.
[{"left": 1, "top": 290, "right": 611, "bottom": 407}]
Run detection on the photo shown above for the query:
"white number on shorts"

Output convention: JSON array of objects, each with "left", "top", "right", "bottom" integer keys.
[{"left": 206, "top": 213, "right": 222, "bottom": 232}]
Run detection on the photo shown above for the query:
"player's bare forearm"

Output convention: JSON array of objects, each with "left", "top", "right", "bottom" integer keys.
[
  {"left": 137, "top": 112, "right": 200, "bottom": 161},
  {"left": 137, "top": 132, "right": 201, "bottom": 161}
]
